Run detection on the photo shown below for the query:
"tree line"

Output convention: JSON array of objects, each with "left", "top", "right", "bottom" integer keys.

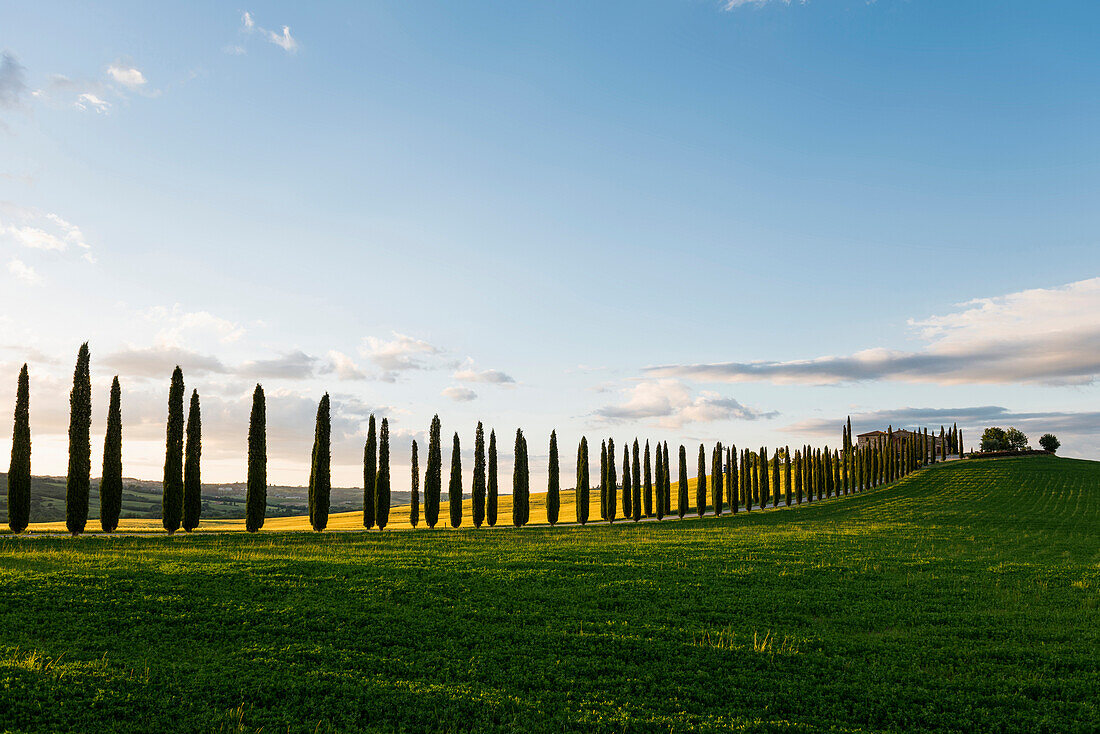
[{"left": 7, "top": 348, "right": 949, "bottom": 534}]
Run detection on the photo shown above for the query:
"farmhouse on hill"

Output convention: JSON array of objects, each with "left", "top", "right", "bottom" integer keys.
[{"left": 856, "top": 428, "right": 943, "bottom": 450}]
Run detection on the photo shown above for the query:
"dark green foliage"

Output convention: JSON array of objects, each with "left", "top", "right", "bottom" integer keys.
[
  {"left": 654, "top": 444, "right": 664, "bottom": 521},
  {"left": 245, "top": 384, "right": 267, "bottom": 533},
  {"left": 606, "top": 438, "right": 617, "bottom": 523},
  {"left": 599, "top": 440, "right": 607, "bottom": 521},
  {"left": 794, "top": 450, "right": 803, "bottom": 504},
  {"left": 745, "top": 450, "right": 754, "bottom": 511},
  {"left": 728, "top": 447, "right": 738, "bottom": 514},
  {"left": 410, "top": 440, "right": 420, "bottom": 528},
  {"left": 663, "top": 443, "right": 672, "bottom": 518},
  {"left": 363, "top": 415, "right": 377, "bottom": 529},
  {"left": 621, "top": 445, "right": 632, "bottom": 522},
  {"left": 759, "top": 447, "right": 769, "bottom": 508},
  {"left": 576, "top": 436, "right": 589, "bottom": 525},
  {"left": 376, "top": 419, "right": 391, "bottom": 530},
  {"left": 7, "top": 365, "right": 31, "bottom": 533},
  {"left": 487, "top": 429, "right": 498, "bottom": 527},
  {"left": 65, "top": 343, "right": 92, "bottom": 536},
  {"left": 99, "top": 376, "right": 123, "bottom": 533},
  {"left": 696, "top": 444, "right": 706, "bottom": 517},
  {"left": 625, "top": 439, "right": 637, "bottom": 521},
  {"left": 547, "top": 430, "right": 559, "bottom": 526},
  {"left": 631, "top": 439, "right": 641, "bottom": 523},
  {"left": 308, "top": 394, "right": 331, "bottom": 532},
  {"left": 711, "top": 443, "right": 722, "bottom": 517},
  {"left": 784, "top": 446, "right": 792, "bottom": 506},
  {"left": 182, "top": 389, "right": 202, "bottom": 532},
  {"left": 425, "top": 415, "right": 442, "bottom": 528},
  {"left": 162, "top": 365, "right": 185, "bottom": 533},
  {"left": 677, "top": 445, "right": 687, "bottom": 519},
  {"left": 643, "top": 440, "right": 652, "bottom": 517},
  {"left": 1039, "top": 433, "right": 1060, "bottom": 453},
  {"left": 512, "top": 429, "right": 529, "bottom": 527},
  {"left": 473, "top": 422, "right": 486, "bottom": 528},
  {"left": 449, "top": 432, "right": 462, "bottom": 528},
  {"left": 958, "top": 429, "right": 965, "bottom": 456}
]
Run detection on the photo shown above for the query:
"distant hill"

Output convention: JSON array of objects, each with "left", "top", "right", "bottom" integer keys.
[{"left": 0, "top": 473, "right": 407, "bottom": 524}]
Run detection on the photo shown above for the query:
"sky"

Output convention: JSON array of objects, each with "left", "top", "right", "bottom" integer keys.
[{"left": 1, "top": 0, "right": 1099, "bottom": 490}]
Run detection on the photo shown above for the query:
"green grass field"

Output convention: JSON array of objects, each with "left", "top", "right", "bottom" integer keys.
[{"left": 1, "top": 456, "right": 1097, "bottom": 732}]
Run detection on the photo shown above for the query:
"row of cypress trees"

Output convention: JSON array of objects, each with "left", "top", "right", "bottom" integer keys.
[{"left": 7, "top": 352, "right": 946, "bottom": 534}]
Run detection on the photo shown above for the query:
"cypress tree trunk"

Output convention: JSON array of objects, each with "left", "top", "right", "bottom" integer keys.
[
  {"left": 631, "top": 439, "right": 641, "bottom": 522},
  {"left": 472, "top": 422, "right": 486, "bottom": 528},
  {"left": 576, "top": 437, "right": 589, "bottom": 525},
  {"left": 363, "top": 415, "right": 377, "bottom": 529},
  {"left": 448, "top": 432, "right": 462, "bottom": 528},
  {"left": 487, "top": 429, "right": 498, "bottom": 527},
  {"left": 643, "top": 440, "right": 653, "bottom": 517},
  {"left": 621, "top": 445, "right": 632, "bottom": 521},
  {"left": 677, "top": 445, "right": 687, "bottom": 519},
  {"left": 308, "top": 393, "right": 331, "bottom": 532},
  {"left": 7, "top": 365, "right": 31, "bottom": 534},
  {"left": 513, "top": 429, "right": 528, "bottom": 527},
  {"left": 425, "top": 415, "right": 441, "bottom": 528},
  {"left": 244, "top": 384, "right": 267, "bottom": 533},
  {"left": 696, "top": 444, "right": 706, "bottom": 517},
  {"left": 547, "top": 430, "right": 559, "bottom": 526},
  {"left": 182, "top": 389, "right": 202, "bottom": 532},
  {"left": 162, "top": 365, "right": 185, "bottom": 533},
  {"left": 410, "top": 440, "right": 420, "bottom": 528},
  {"left": 376, "top": 418, "right": 391, "bottom": 529},
  {"left": 99, "top": 376, "right": 123, "bottom": 533},
  {"left": 599, "top": 440, "right": 607, "bottom": 521},
  {"left": 65, "top": 343, "right": 92, "bottom": 536},
  {"left": 606, "top": 438, "right": 617, "bottom": 523}
]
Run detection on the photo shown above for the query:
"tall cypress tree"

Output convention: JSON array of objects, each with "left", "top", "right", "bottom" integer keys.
[
  {"left": 99, "top": 376, "right": 123, "bottom": 533},
  {"left": 599, "top": 440, "right": 608, "bottom": 521},
  {"left": 677, "top": 445, "right": 688, "bottom": 519},
  {"left": 65, "top": 343, "right": 91, "bottom": 536},
  {"left": 245, "top": 384, "right": 266, "bottom": 533},
  {"left": 576, "top": 436, "right": 589, "bottom": 525},
  {"left": 623, "top": 439, "right": 636, "bottom": 520},
  {"left": 663, "top": 443, "right": 672, "bottom": 518},
  {"left": 784, "top": 446, "right": 792, "bottom": 506},
  {"left": 606, "top": 438, "right": 617, "bottom": 523},
  {"left": 711, "top": 443, "right": 723, "bottom": 517},
  {"left": 547, "top": 430, "right": 559, "bottom": 526},
  {"left": 513, "top": 428, "right": 528, "bottom": 527},
  {"left": 410, "top": 440, "right": 420, "bottom": 528},
  {"left": 162, "top": 366, "right": 184, "bottom": 534},
  {"left": 363, "top": 415, "right": 377, "bottom": 529},
  {"left": 182, "top": 389, "right": 202, "bottom": 532},
  {"left": 308, "top": 393, "right": 331, "bottom": 532},
  {"left": 448, "top": 432, "right": 462, "bottom": 528},
  {"left": 696, "top": 444, "right": 707, "bottom": 517},
  {"left": 759, "top": 447, "right": 769, "bottom": 509},
  {"left": 631, "top": 439, "right": 641, "bottom": 522},
  {"left": 376, "top": 418, "right": 391, "bottom": 529},
  {"left": 472, "top": 422, "right": 486, "bottom": 528},
  {"left": 654, "top": 443, "right": 664, "bottom": 520},
  {"left": 958, "top": 428, "right": 964, "bottom": 457},
  {"left": 643, "top": 440, "right": 653, "bottom": 517},
  {"left": 745, "top": 450, "right": 754, "bottom": 511},
  {"left": 621, "top": 444, "right": 632, "bottom": 522},
  {"left": 8, "top": 365, "right": 30, "bottom": 534},
  {"left": 425, "top": 415, "right": 442, "bottom": 528},
  {"left": 728, "top": 447, "right": 738, "bottom": 514},
  {"left": 487, "top": 429, "right": 498, "bottom": 527},
  {"left": 794, "top": 450, "right": 802, "bottom": 504}
]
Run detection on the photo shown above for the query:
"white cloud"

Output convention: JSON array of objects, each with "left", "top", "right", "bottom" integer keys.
[
  {"left": 102, "top": 345, "right": 229, "bottom": 378},
  {"left": 242, "top": 11, "right": 255, "bottom": 30},
  {"left": 107, "top": 63, "right": 147, "bottom": 90},
  {"left": 442, "top": 386, "right": 477, "bottom": 402},
  {"left": 238, "top": 351, "right": 318, "bottom": 380},
  {"left": 360, "top": 332, "right": 442, "bottom": 379},
  {"left": 453, "top": 358, "right": 515, "bottom": 385},
  {"left": 265, "top": 26, "right": 298, "bottom": 53},
  {"left": 594, "top": 379, "right": 777, "bottom": 428},
  {"left": 141, "top": 304, "right": 245, "bottom": 346},
  {"left": 648, "top": 277, "right": 1100, "bottom": 387},
  {"left": 324, "top": 350, "right": 367, "bottom": 380},
  {"left": 74, "top": 92, "right": 110, "bottom": 113},
  {"left": 7, "top": 257, "right": 40, "bottom": 284}
]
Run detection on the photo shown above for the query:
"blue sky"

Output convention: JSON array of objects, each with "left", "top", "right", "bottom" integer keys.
[{"left": 2, "top": 0, "right": 1099, "bottom": 486}]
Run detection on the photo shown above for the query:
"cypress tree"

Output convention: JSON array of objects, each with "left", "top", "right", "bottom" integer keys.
[
  {"left": 606, "top": 438, "right": 617, "bottom": 523},
  {"left": 940, "top": 426, "right": 946, "bottom": 461},
  {"left": 245, "top": 384, "right": 267, "bottom": 533},
  {"left": 621, "top": 445, "right": 632, "bottom": 522},
  {"left": 448, "top": 432, "right": 462, "bottom": 528},
  {"left": 99, "top": 376, "right": 123, "bottom": 533},
  {"left": 576, "top": 436, "right": 590, "bottom": 525},
  {"left": 308, "top": 393, "right": 331, "bottom": 531},
  {"left": 746, "top": 450, "right": 755, "bottom": 511},
  {"left": 794, "top": 451, "right": 802, "bottom": 504},
  {"left": 472, "top": 422, "right": 486, "bottom": 528},
  {"left": 958, "top": 428, "right": 964, "bottom": 457},
  {"left": 655, "top": 445, "right": 665, "bottom": 521},
  {"left": 664, "top": 443, "right": 672, "bottom": 516},
  {"left": 513, "top": 428, "right": 529, "bottom": 527},
  {"left": 363, "top": 415, "right": 377, "bottom": 529},
  {"left": 824, "top": 447, "right": 833, "bottom": 497},
  {"left": 834, "top": 449, "right": 842, "bottom": 494},
  {"left": 182, "top": 389, "right": 202, "bottom": 532},
  {"left": 65, "top": 343, "right": 92, "bottom": 536},
  {"left": 410, "top": 439, "right": 420, "bottom": 528},
  {"left": 631, "top": 439, "right": 642, "bottom": 522},
  {"left": 711, "top": 443, "right": 722, "bottom": 517},
  {"left": 425, "top": 415, "right": 442, "bottom": 528},
  {"left": 599, "top": 440, "right": 608, "bottom": 521},
  {"left": 162, "top": 365, "right": 184, "bottom": 534},
  {"left": 376, "top": 418, "right": 391, "bottom": 529},
  {"left": 643, "top": 440, "right": 653, "bottom": 517},
  {"left": 759, "top": 447, "right": 769, "bottom": 508},
  {"left": 728, "top": 447, "right": 738, "bottom": 514},
  {"left": 547, "top": 430, "right": 559, "bottom": 526},
  {"left": 677, "top": 445, "right": 687, "bottom": 519},
  {"left": 696, "top": 444, "right": 707, "bottom": 517},
  {"left": 487, "top": 429, "right": 498, "bottom": 526},
  {"left": 7, "top": 364, "right": 31, "bottom": 534},
  {"left": 785, "top": 446, "right": 792, "bottom": 506}
]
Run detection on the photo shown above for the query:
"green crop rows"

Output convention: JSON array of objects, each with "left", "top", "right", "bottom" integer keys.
[{"left": 1, "top": 456, "right": 1097, "bottom": 732}]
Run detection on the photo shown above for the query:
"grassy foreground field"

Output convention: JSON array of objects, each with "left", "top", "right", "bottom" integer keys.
[{"left": 1, "top": 456, "right": 1097, "bottom": 732}]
